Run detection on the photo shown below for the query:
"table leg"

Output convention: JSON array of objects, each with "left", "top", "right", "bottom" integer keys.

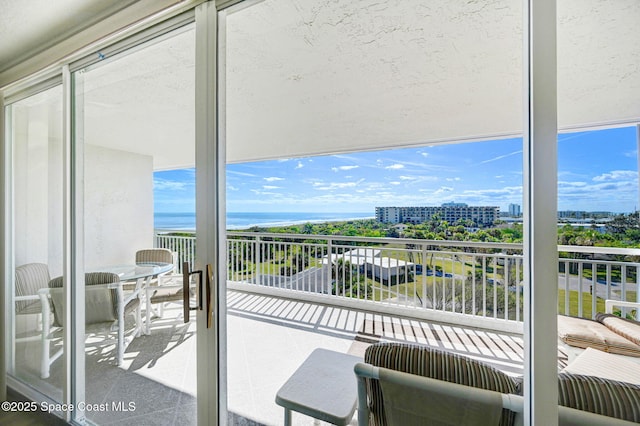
[{"left": 284, "top": 408, "right": 292, "bottom": 426}]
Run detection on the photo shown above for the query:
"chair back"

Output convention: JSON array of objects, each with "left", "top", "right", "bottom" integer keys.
[
  {"left": 363, "top": 343, "right": 518, "bottom": 426},
  {"left": 15, "top": 263, "right": 50, "bottom": 314},
  {"left": 136, "top": 248, "right": 173, "bottom": 265},
  {"left": 49, "top": 272, "right": 121, "bottom": 326}
]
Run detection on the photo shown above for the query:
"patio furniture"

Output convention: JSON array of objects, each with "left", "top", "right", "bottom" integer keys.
[
  {"left": 136, "top": 248, "right": 174, "bottom": 267},
  {"left": 14, "top": 263, "right": 51, "bottom": 339},
  {"left": 275, "top": 348, "right": 362, "bottom": 426},
  {"left": 39, "top": 272, "right": 141, "bottom": 378},
  {"left": 359, "top": 342, "right": 519, "bottom": 426},
  {"left": 354, "top": 363, "right": 639, "bottom": 426},
  {"left": 144, "top": 258, "right": 196, "bottom": 334},
  {"left": 558, "top": 300, "right": 640, "bottom": 362},
  {"left": 124, "top": 248, "right": 176, "bottom": 291},
  {"left": 562, "top": 347, "right": 640, "bottom": 385},
  {"left": 355, "top": 342, "right": 640, "bottom": 425}
]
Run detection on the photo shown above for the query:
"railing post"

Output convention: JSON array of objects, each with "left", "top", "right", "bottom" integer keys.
[
  {"left": 636, "top": 265, "right": 640, "bottom": 321},
  {"left": 421, "top": 243, "right": 427, "bottom": 309},
  {"left": 327, "top": 238, "right": 333, "bottom": 293},
  {"left": 255, "top": 236, "right": 262, "bottom": 286}
]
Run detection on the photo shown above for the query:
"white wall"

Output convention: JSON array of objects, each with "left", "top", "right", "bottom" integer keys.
[
  {"left": 13, "top": 98, "right": 64, "bottom": 278},
  {"left": 83, "top": 144, "right": 153, "bottom": 269}
]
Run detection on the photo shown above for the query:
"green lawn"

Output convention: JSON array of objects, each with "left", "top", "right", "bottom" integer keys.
[{"left": 558, "top": 289, "right": 605, "bottom": 318}]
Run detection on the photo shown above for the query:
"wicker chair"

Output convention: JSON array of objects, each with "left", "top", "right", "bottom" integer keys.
[
  {"left": 15, "top": 262, "right": 51, "bottom": 323},
  {"left": 14, "top": 263, "right": 51, "bottom": 360},
  {"left": 359, "top": 342, "right": 518, "bottom": 426},
  {"left": 139, "top": 249, "right": 195, "bottom": 334},
  {"left": 355, "top": 342, "right": 640, "bottom": 425},
  {"left": 40, "top": 272, "right": 141, "bottom": 378}
]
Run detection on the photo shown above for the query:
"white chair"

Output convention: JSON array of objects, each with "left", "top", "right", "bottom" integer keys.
[
  {"left": 40, "top": 272, "right": 141, "bottom": 378},
  {"left": 144, "top": 261, "right": 197, "bottom": 334},
  {"left": 14, "top": 263, "right": 51, "bottom": 338}
]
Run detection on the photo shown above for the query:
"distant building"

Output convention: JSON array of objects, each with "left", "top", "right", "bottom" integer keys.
[
  {"left": 508, "top": 203, "right": 521, "bottom": 217},
  {"left": 558, "top": 210, "right": 586, "bottom": 220},
  {"left": 375, "top": 205, "right": 499, "bottom": 227}
]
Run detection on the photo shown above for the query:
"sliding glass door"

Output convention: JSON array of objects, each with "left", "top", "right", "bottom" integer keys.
[
  {"left": 71, "top": 23, "right": 199, "bottom": 425},
  {"left": 3, "top": 4, "right": 224, "bottom": 424},
  {"left": 5, "top": 85, "right": 65, "bottom": 404}
]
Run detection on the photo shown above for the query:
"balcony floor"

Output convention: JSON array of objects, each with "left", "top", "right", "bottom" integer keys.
[{"left": 14, "top": 289, "right": 539, "bottom": 425}]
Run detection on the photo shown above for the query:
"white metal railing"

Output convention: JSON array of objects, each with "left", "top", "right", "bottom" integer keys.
[
  {"left": 154, "top": 230, "right": 196, "bottom": 274},
  {"left": 154, "top": 230, "right": 640, "bottom": 325}
]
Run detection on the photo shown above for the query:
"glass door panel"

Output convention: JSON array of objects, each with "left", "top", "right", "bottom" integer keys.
[
  {"left": 7, "top": 85, "right": 65, "bottom": 401},
  {"left": 72, "top": 25, "right": 197, "bottom": 425},
  {"left": 221, "top": 0, "right": 525, "bottom": 424}
]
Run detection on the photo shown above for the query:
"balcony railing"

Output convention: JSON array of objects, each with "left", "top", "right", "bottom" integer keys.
[{"left": 154, "top": 230, "right": 640, "bottom": 332}]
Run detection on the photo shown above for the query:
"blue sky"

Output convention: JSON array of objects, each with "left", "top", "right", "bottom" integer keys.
[{"left": 154, "top": 126, "right": 638, "bottom": 214}]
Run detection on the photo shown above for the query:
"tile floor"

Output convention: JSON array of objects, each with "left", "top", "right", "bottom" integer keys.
[{"left": 11, "top": 289, "right": 527, "bottom": 425}]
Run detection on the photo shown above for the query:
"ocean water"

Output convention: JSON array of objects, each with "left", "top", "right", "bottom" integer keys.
[{"left": 154, "top": 212, "right": 374, "bottom": 230}]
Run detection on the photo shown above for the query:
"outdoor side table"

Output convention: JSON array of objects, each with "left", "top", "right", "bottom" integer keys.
[{"left": 275, "top": 348, "right": 362, "bottom": 426}]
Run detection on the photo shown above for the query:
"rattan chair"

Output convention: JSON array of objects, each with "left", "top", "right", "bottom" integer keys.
[{"left": 40, "top": 272, "right": 141, "bottom": 378}]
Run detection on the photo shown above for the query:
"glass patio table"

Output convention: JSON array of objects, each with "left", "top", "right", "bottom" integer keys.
[
  {"left": 87, "top": 262, "right": 175, "bottom": 331},
  {"left": 90, "top": 262, "right": 174, "bottom": 284}
]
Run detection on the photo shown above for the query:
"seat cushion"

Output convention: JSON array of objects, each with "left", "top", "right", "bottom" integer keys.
[
  {"left": 49, "top": 273, "right": 124, "bottom": 326},
  {"left": 596, "top": 313, "right": 640, "bottom": 347},
  {"left": 562, "top": 347, "right": 640, "bottom": 385},
  {"left": 558, "top": 315, "right": 640, "bottom": 357},
  {"left": 558, "top": 372, "right": 640, "bottom": 422},
  {"left": 364, "top": 342, "right": 518, "bottom": 426}
]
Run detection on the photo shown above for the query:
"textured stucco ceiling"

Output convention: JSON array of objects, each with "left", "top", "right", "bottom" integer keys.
[
  {"left": 0, "top": 0, "right": 138, "bottom": 73},
  {"left": 222, "top": 0, "right": 640, "bottom": 162},
  {"left": 3, "top": 0, "right": 639, "bottom": 168}
]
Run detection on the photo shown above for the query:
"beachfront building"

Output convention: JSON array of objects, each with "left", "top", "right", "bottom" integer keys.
[
  {"left": 375, "top": 205, "right": 500, "bottom": 227},
  {"left": 509, "top": 203, "right": 522, "bottom": 217}
]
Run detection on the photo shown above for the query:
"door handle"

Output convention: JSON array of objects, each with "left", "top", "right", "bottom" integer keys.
[
  {"left": 182, "top": 262, "right": 213, "bottom": 328},
  {"left": 182, "top": 261, "right": 202, "bottom": 323},
  {"left": 206, "top": 264, "right": 213, "bottom": 329}
]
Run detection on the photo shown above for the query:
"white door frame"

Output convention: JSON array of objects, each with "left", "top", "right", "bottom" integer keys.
[{"left": 195, "top": 2, "right": 227, "bottom": 425}]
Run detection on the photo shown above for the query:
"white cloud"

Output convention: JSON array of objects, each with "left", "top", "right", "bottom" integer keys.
[
  {"left": 385, "top": 164, "right": 405, "bottom": 170},
  {"left": 420, "top": 152, "right": 429, "bottom": 158},
  {"left": 624, "top": 150, "right": 638, "bottom": 158},
  {"left": 434, "top": 186, "right": 454, "bottom": 194},
  {"left": 264, "top": 177, "right": 285, "bottom": 182},
  {"left": 227, "top": 170, "right": 258, "bottom": 178},
  {"left": 479, "top": 150, "right": 522, "bottom": 164},
  {"left": 332, "top": 165, "right": 359, "bottom": 172},
  {"left": 314, "top": 178, "right": 366, "bottom": 191},
  {"left": 295, "top": 161, "right": 304, "bottom": 169},
  {"left": 592, "top": 170, "right": 638, "bottom": 182},
  {"left": 558, "top": 181, "right": 588, "bottom": 188},
  {"left": 227, "top": 185, "right": 239, "bottom": 191},
  {"left": 446, "top": 177, "right": 461, "bottom": 182},
  {"left": 263, "top": 185, "right": 280, "bottom": 190},
  {"left": 154, "top": 179, "right": 188, "bottom": 191},
  {"left": 390, "top": 181, "right": 401, "bottom": 185}
]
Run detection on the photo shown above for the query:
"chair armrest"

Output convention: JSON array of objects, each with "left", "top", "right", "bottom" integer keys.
[
  {"left": 605, "top": 299, "right": 640, "bottom": 314},
  {"left": 15, "top": 294, "right": 41, "bottom": 302},
  {"left": 38, "top": 288, "right": 52, "bottom": 331}
]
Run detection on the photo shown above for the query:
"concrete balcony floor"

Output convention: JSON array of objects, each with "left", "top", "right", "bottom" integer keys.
[{"left": 13, "top": 289, "right": 532, "bottom": 425}]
